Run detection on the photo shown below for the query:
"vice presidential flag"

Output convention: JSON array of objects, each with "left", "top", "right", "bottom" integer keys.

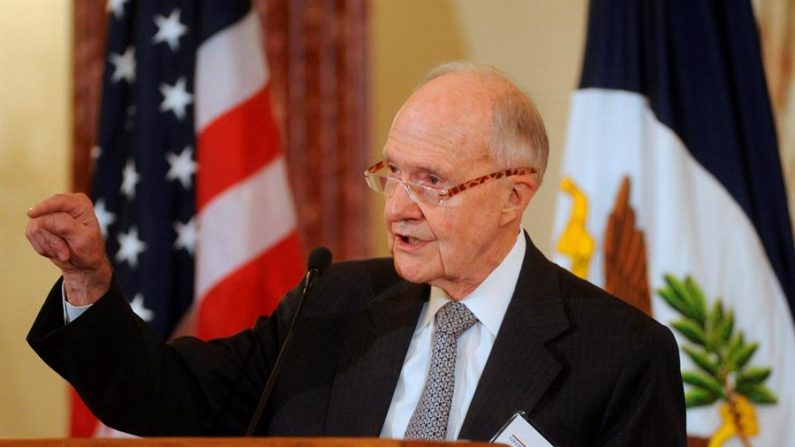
[
  {"left": 553, "top": 0, "right": 795, "bottom": 445},
  {"left": 78, "top": 0, "right": 304, "bottom": 437}
]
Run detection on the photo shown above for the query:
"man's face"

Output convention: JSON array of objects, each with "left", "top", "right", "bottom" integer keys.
[{"left": 382, "top": 73, "right": 516, "bottom": 298}]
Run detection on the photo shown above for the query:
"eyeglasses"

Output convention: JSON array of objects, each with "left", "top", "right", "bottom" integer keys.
[{"left": 364, "top": 160, "right": 536, "bottom": 207}]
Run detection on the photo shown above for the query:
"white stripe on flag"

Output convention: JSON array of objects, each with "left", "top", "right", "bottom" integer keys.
[
  {"left": 196, "top": 157, "right": 297, "bottom": 299},
  {"left": 195, "top": 10, "right": 267, "bottom": 132},
  {"left": 554, "top": 88, "right": 795, "bottom": 442}
]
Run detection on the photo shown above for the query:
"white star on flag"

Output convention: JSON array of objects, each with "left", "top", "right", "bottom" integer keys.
[
  {"left": 159, "top": 77, "right": 193, "bottom": 120},
  {"left": 116, "top": 226, "right": 146, "bottom": 268},
  {"left": 109, "top": 46, "right": 136, "bottom": 84},
  {"left": 120, "top": 159, "right": 140, "bottom": 199},
  {"left": 165, "top": 146, "right": 197, "bottom": 188},
  {"left": 174, "top": 218, "right": 197, "bottom": 255},
  {"left": 153, "top": 9, "right": 188, "bottom": 52},
  {"left": 106, "top": 0, "right": 129, "bottom": 19},
  {"left": 93, "top": 199, "right": 116, "bottom": 238},
  {"left": 129, "top": 293, "right": 154, "bottom": 322}
]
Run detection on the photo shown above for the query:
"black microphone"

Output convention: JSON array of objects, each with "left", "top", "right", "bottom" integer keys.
[{"left": 245, "top": 247, "right": 332, "bottom": 436}]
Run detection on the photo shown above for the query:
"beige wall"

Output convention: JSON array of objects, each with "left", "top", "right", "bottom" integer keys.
[
  {"left": 0, "top": 0, "right": 72, "bottom": 438},
  {"left": 0, "top": 0, "right": 588, "bottom": 438},
  {"left": 370, "top": 0, "right": 588, "bottom": 255}
]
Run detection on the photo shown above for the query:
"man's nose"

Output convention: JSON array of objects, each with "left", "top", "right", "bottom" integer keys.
[{"left": 384, "top": 182, "right": 423, "bottom": 222}]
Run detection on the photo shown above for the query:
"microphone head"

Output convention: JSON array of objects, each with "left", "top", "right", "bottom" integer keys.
[{"left": 307, "top": 246, "right": 332, "bottom": 273}]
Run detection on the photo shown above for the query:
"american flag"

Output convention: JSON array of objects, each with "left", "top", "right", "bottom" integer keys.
[{"left": 77, "top": 0, "right": 304, "bottom": 436}]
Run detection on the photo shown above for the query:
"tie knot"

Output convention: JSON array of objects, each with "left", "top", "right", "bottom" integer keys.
[{"left": 435, "top": 301, "right": 477, "bottom": 337}]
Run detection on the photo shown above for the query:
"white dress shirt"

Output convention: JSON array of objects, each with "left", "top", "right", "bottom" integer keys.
[
  {"left": 62, "top": 283, "right": 92, "bottom": 323},
  {"left": 380, "top": 230, "right": 526, "bottom": 440}
]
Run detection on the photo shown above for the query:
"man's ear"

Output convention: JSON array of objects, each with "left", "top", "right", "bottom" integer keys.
[{"left": 501, "top": 176, "right": 538, "bottom": 226}]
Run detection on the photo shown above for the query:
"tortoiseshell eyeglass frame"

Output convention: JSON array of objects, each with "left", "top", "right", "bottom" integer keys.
[{"left": 364, "top": 160, "right": 537, "bottom": 206}]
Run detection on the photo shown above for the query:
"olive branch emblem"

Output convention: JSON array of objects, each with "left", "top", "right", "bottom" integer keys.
[{"left": 658, "top": 274, "right": 777, "bottom": 446}]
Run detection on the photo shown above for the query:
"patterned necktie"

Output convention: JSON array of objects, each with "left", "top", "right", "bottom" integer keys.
[{"left": 404, "top": 300, "right": 478, "bottom": 440}]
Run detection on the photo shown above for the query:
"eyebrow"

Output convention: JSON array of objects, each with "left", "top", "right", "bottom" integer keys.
[{"left": 384, "top": 159, "right": 448, "bottom": 182}]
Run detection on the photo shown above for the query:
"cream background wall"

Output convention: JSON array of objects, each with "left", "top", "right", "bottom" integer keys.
[
  {"left": 370, "top": 0, "right": 588, "bottom": 255},
  {"left": 0, "top": 0, "right": 588, "bottom": 437},
  {"left": 0, "top": 0, "right": 72, "bottom": 438}
]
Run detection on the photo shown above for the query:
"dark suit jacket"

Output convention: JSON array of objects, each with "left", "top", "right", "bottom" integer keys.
[{"left": 28, "top": 234, "right": 686, "bottom": 446}]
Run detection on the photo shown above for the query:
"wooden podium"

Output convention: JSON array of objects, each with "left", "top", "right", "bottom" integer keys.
[{"left": 0, "top": 439, "right": 496, "bottom": 447}]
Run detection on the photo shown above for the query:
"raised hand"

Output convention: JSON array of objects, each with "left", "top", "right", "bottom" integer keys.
[{"left": 26, "top": 193, "right": 112, "bottom": 305}]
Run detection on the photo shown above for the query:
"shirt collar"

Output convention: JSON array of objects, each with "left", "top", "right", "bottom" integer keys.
[{"left": 419, "top": 230, "right": 526, "bottom": 337}]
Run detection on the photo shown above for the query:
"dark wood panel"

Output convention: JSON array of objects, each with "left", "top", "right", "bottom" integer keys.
[
  {"left": 72, "top": 0, "right": 107, "bottom": 195},
  {"left": 0, "top": 438, "right": 485, "bottom": 447}
]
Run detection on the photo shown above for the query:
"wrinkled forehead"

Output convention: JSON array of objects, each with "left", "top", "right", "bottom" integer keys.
[
  {"left": 399, "top": 72, "right": 496, "bottom": 132},
  {"left": 385, "top": 73, "right": 497, "bottom": 169}
]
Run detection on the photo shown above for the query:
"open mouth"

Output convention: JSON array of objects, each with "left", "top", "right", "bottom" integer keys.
[{"left": 398, "top": 234, "right": 424, "bottom": 245}]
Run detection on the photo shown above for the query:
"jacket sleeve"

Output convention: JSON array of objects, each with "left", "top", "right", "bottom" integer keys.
[
  {"left": 596, "top": 322, "right": 687, "bottom": 446},
  {"left": 26, "top": 276, "right": 297, "bottom": 436}
]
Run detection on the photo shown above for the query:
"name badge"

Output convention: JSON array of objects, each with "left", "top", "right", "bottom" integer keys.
[{"left": 491, "top": 411, "right": 556, "bottom": 447}]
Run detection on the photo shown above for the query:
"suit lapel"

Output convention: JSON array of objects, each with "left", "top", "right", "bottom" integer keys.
[
  {"left": 325, "top": 279, "right": 428, "bottom": 436},
  {"left": 459, "top": 234, "right": 570, "bottom": 441}
]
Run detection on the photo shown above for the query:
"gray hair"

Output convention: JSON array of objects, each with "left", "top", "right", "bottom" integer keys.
[{"left": 420, "top": 61, "right": 549, "bottom": 184}]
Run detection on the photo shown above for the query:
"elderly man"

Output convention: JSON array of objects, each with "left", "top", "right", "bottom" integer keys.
[{"left": 26, "top": 62, "right": 686, "bottom": 445}]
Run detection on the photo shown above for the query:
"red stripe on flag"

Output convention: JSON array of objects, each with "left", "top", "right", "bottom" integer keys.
[
  {"left": 69, "top": 388, "right": 99, "bottom": 437},
  {"left": 196, "top": 85, "right": 281, "bottom": 210},
  {"left": 197, "top": 231, "right": 304, "bottom": 339}
]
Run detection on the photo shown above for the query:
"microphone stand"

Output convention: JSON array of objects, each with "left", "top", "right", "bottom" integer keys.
[{"left": 244, "top": 248, "right": 329, "bottom": 435}]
